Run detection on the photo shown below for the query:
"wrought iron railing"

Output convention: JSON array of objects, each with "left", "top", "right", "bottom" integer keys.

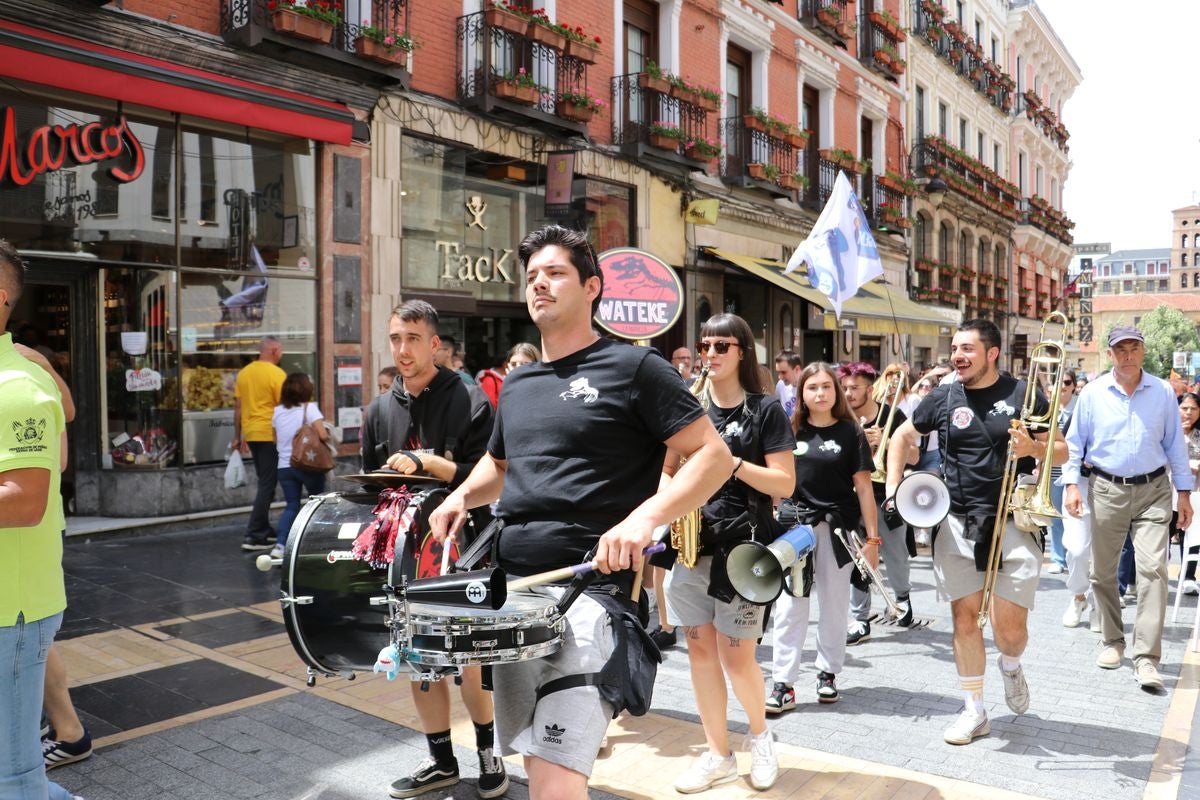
[
  {"left": 456, "top": 11, "right": 589, "bottom": 120},
  {"left": 910, "top": 1, "right": 1011, "bottom": 114},
  {"left": 870, "top": 176, "right": 909, "bottom": 230},
  {"left": 1018, "top": 199, "right": 1074, "bottom": 245},
  {"left": 718, "top": 116, "right": 802, "bottom": 193},
  {"left": 800, "top": 0, "right": 851, "bottom": 45},
  {"left": 858, "top": 13, "right": 902, "bottom": 81},
  {"left": 911, "top": 137, "right": 1021, "bottom": 221},
  {"left": 221, "top": 0, "right": 410, "bottom": 58},
  {"left": 611, "top": 73, "right": 709, "bottom": 154}
]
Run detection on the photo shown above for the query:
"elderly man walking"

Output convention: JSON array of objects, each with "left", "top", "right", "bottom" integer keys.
[{"left": 1063, "top": 326, "right": 1194, "bottom": 690}]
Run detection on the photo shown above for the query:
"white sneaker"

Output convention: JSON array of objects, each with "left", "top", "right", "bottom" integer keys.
[
  {"left": 269, "top": 544, "right": 285, "bottom": 560},
  {"left": 1183, "top": 580, "right": 1199, "bottom": 596},
  {"left": 1089, "top": 607, "right": 1102, "bottom": 633},
  {"left": 746, "top": 729, "right": 778, "bottom": 791},
  {"left": 943, "top": 707, "right": 990, "bottom": 745},
  {"left": 997, "top": 655, "right": 1030, "bottom": 715},
  {"left": 915, "top": 528, "right": 931, "bottom": 547},
  {"left": 674, "top": 751, "right": 737, "bottom": 794},
  {"left": 1062, "top": 597, "right": 1087, "bottom": 628},
  {"left": 1046, "top": 563, "right": 1065, "bottom": 574}
]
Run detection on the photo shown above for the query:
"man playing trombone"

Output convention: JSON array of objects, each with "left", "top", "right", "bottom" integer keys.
[{"left": 886, "top": 320, "right": 1065, "bottom": 745}]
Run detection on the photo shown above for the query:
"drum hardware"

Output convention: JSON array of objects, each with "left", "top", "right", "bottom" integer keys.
[
  {"left": 279, "top": 594, "right": 313, "bottom": 607},
  {"left": 833, "top": 527, "right": 905, "bottom": 623},
  {"left": 726, "top": 524, "right": 817, "bottom": 604}
]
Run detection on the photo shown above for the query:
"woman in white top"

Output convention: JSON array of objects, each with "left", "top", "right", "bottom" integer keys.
[{"left": 272, "top": 372, "right": 329, "bottom": 558}]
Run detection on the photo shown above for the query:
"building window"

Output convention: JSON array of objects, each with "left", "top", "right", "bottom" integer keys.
[
  {"left": 1183, "top": 253, "right": 1189, "bottom": 267},
  {"left": 993, "top": 143, "right": 1001, "bottom": 174},
  {"left": 959, "top": 117, "right": 968, "bottom": 149},
  {"left": 1184, "top": 273, "right": 1190, "bottom": 289},
  {"left": 1123, "top": 280, "right": 1132, "bottom": 292},
  {"left": 977, "top": 132, "right": 984, "bottom": 161},
  {"left": 915, "top": 85, "right": 926, "bottom": 141},
  {"left": 938, "top": 102, "right": 947, "bottom": 137},
  {"left": 1160, "top": 280, "right": 1168, "bottom": 291},
  {"left": 151, "top": 127, "right": 174, "bottom": 220},
  {"left": 939, "top": 221, "right": 952, "bottom": 264},
  {"left": 1184, "top": 233, "right": 1189, "bottom": 248},
  {"left": 1195, "top": 271, "right": 1200, "bottom": 286},
  {"left": 915, "top": 214, "right": 928, "bottom": 260},
  {"left": 975, "top": 19, "right": 982, "bottom": 44},
  {"left": 991, "top": 36, "right": 998, "bottom": 62},
  {"left": 1018, "top": 152, "right": 1025, "bottom": 194}
]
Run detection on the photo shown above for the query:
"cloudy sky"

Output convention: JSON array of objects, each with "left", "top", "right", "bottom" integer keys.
[{"left": 1034, "top": 0, "right": 1198, "bottom": 253}]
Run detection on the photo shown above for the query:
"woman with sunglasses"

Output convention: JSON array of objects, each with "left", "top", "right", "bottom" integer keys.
[
  {"left": 767, "top": 362, "right": 876, "bottom": 714},
  {"left": 1174, "top": 392, "right": 1200, "bottom": 595},
  {"left": 662, "top": 314, "right": 795, "bottom": 793}
]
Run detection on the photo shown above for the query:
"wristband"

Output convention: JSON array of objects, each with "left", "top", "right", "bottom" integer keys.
[
  {"left": 399, "top": 450, "right": 425, "bottom": 473},
  {"left": 732, "top": 457, "right": 744, "bottom": 477},
  {"left": 866, "top": 537, "right": 882, "bottom": 545}
]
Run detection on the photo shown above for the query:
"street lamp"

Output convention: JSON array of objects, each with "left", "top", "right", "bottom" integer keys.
[{"left": 925, "top": 175, "right": 948, "bottom": 208}]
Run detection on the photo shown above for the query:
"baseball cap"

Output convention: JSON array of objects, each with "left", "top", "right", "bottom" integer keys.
[{"left": 1107, "top": 326, "right": 1144, "bottom": 347}]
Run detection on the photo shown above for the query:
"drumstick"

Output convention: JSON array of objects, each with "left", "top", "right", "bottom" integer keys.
[
  {"left": 507, "top": 543, "right": 667, "bottom": 592},
  {"left": 441, "top": 531, "right": 454, "bottom": 576}
]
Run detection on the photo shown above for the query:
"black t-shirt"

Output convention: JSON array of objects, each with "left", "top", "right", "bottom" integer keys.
[
  {"left": 910, "top": 375, "right": 1047, "bottom": 517},
  {"left": 790, "top": 418, "right": 873, "bottom": 526},
  {"left": 488, "top": 338, "right": 704, "bottom": 577},
  {"left": 700, "top": 394, "right": 794, "bottom": 539}
]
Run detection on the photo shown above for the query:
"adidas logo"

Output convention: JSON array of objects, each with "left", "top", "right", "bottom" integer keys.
[{"left": 542, "top": 724, "right": 566, "bottom": 745}]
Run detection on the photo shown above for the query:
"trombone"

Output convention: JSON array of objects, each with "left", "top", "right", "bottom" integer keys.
[{"left": 977, "top": 312, "right": 1068, "bottom": 629}]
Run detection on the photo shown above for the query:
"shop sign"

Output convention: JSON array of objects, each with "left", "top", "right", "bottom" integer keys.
[
  {"left": 0, "top": 107, "right": 144, "bottom": 188},
  {"left": 125, "top": 367, "right": 162, "bottom": 392},
  {"left": 544, "top": 152, "right": 575, "bottom": 218},
  {"left": 435, "top": 240, "right": 515, "bottom": 285},
  {"left": 594, "top": 248, "right": 684, "bottom": 341}
]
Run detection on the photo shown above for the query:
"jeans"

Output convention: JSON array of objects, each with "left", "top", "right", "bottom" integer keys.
[
  {"left": 915, "top": 449, "right": 942, "bottom": 472},
  {"left": 277, "top": 466, "right": 326, "bottom": 546},
  {"left": 0, "top": 612, "right": 72, "bottom": 800},
  {"left": 1118, "top": 533, "right": 1136, "bottom": 595},
  {"left": 1048, "top": 480, "right": 1067, "bottom": 569},
  {"left": 246, "top": 440, "right": 278, "bottom": 538}
]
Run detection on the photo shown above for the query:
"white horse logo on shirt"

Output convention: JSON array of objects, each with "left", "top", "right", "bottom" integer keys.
[
  {"left": 559, "top": 377, "right": 599, "bottom": 404},
  {"left": 819, "top": 440, "right": 842, "bottom": 454}
]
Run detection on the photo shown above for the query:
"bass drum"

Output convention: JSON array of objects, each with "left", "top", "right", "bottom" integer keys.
[{"left": 280, "top": 488, "right": 473, "bottom": 676}]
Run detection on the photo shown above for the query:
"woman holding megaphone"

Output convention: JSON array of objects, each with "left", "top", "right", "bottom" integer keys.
[
  {"left": 766, "top": 362, "right": 878, "bottom": 714},
  {"left": 660, "top": 313, "right": 795, "bottom": 794}
]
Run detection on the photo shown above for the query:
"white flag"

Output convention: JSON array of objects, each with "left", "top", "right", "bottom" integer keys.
[{"left": 784, "top": 172, "right": 883, "bottom": 319}]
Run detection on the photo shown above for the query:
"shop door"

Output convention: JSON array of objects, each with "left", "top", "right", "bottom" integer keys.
[{"left": 7, "top": 263, "right": 99, "bottom": 515}]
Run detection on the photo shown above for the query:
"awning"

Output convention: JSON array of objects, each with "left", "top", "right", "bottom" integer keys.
[
  {"left": 705, "top": 247, "right": 953, "bottom": 337},
  {"left": 0, "top": 19, "right": 354, "bottom": 144}
]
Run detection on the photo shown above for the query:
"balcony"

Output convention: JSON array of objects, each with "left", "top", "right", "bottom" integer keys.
[
  {"left": 718, "top": 116, "right": 804, "bottom": 199},
  {"left": 610, "top": 73, "right": 712, "bottom": 171},
  {"left": 800, "top": 0, "right": 851, "bottom": 49},
  {"left": 221, "top": 0, "right": 412, "bottom": 86},
  {"left": 858, "top": 11, "right": 905, "bottom": 82},
  {"left": 1019, "top": 196, "right": 1075, "bottom": 246},
  {"left": 456, "top": 11, "right": 595, "bottom": 138},
  {"left": 910, "top": 1, "right": 1013, "bottom": 115},
  {"left": 911, "top": 136, "right": 1021, "bottom": 222},
  {"left": 1016, "top": 89, "right": 1070, "bottom": 153},
  {"left": 870, "top": 174, "right": 912, "bottom": 231}
]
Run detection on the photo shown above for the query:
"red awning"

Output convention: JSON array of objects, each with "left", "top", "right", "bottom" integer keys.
[{"left": 0, "top": 19, "right": 353, "bottom": 145}]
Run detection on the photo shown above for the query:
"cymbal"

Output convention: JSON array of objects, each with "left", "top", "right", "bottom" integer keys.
[{"left": 339, "top": 471, "right": 444, "bottom": 487}]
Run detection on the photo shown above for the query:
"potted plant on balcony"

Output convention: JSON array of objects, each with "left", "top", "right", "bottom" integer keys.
[
  {"left": 694, "top": 85, "right": 721, "bottom": 113},
  {"left": 647, "top": 121, "right": 685, "bottom": 151},
  {"left": 767, "top": 115, "right": 792, "bottom": 142},
  {"left": 915, "top": 257, "right": 936, "bottom": 273},
  {"left": 874, "top": 46, "right": 893, "bottom": 67},
  {"left": 563, "top": 26, "right": 601, "bottom": 63},
  {"left": 556, "top": 88, "right": 604, "bottom": 122},
  {"left": 683, "top": 136, "right": 722, "bottom": 161},
  {"left": 494, "top": 68, "right": 543, "bottom": 105},
  {"left": 816, "top": 4, "right": 841, "bottom": 29},
  {"left": 744, "top": 106, "right": 769, "bottom": 133},
  {"left": 921, "top": 0, "right": 946, "bottom": 20},
  {"left": 268, "top": 0, "right": 342, "bottom": 44},
  {"left": 525, "top": 9, "right": 568, "bottom": 50},
  {"left": 747, "top": 162, "right": 775, "bottom": 181},
  {"left": 638, "top": 60, "right": 672, "bottom": 95},
  {"left": 354, "top": 19, "right": 414, "bottom": 65},
  {"left": 778, "top": 172, "right": 808, "bottom": 191},
  {"left": 785, "top": 126, "right": 810, "bottom": 149},
  {"left": 927, "top": 23, "right": 944, "bottom": 41},
  {"left": 485, "top": 1, "right": 532, "bottom": 35},
  {"left": 668, "top": 75, "right": 701, "bottom": 106},
  {"left": 889, "top": 57, "right": 906, "bottom": 76}
]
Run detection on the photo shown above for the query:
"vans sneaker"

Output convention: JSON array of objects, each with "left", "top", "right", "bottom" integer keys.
[
  {"left": 846, "top": 620, "right": 871, "bottom": 645},
  {"left": 476, "top": 748, "right": 508, "bottom": 799},
  {"left": 765, "top": 682, "right": 795, "bottom": 714},
  {"left": 673, "top": 751, "right": 737, "bottom": 794},
  {"left": 389, "top": 757, "right": 460, "bottom": 798}
]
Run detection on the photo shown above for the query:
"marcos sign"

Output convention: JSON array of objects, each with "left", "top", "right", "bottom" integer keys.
[
  {"left": 594, "top": 248, "right": 684, "bottom": 340},
  {"left": 0, "top": 106, "right": 145, "bottom": 188}
]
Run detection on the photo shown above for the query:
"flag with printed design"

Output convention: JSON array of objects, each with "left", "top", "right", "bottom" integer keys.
[{"left": 784, "top": 172, "right": 883, "bottom": 319}]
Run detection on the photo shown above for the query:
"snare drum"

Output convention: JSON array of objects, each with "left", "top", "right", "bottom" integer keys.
[
  {"left": 281, "top": 488, "right": 471, "bottom": 676},
  {"left": 394, "top": 594, "right": 565, "bottom": 670}
]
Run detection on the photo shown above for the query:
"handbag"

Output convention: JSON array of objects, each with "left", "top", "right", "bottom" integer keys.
[{"left": 290, "top": 404, "right": 334, "bottom": 473}]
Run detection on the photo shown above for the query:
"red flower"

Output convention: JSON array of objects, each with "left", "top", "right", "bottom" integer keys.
[
  {"left": 267, "top": 0, "right": 277, "bottom": 8},
  {"left": 593, "top": 35, "right": 602, "bottom": 44}
]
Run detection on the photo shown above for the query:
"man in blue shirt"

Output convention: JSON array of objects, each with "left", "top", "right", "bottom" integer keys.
[{"left": 1063, "top": 326, "right": 1194, "bottom": 691}]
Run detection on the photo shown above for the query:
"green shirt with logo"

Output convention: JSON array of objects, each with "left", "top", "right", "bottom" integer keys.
[{"left": 0, "top": 332, "right": 66, "bottom": 626}]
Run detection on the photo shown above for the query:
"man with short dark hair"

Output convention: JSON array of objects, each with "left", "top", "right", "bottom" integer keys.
[
  {"left": 361, "top": 299, "right": 505, "bottom": 799},
  {"left": 887, "top": 319, "right": 1064, "bottom": 745},
  {"left": 0, "top": 240, "right": 80, "bottom": 800},
  {"left": 232, "top": 335, "right": 285, "bottom": 551},
  {"left": 1063, "top": 326, "right": 1193, "bottom": 690},
  {"left": 429, "top": 224, "right": 731, "bottom": 800},
  {"left": 774, "top": 350, "right": 803, "bottom": 417}
]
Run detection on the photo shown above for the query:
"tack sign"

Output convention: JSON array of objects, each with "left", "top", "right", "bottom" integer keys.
[{"left": 594, "top": 248, "right": 684, "bottom": 340}]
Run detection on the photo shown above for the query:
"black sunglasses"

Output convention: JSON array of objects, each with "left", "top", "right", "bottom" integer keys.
[
  {"left": 697, "top": 340, "right": 739, "bottom": 355},
  {"left": 1062, "top": 380, "right": 1074, "bottom": 386}
]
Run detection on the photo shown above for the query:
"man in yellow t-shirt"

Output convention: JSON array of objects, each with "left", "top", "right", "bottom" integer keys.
[
  {"left": 232, "top": 336, "right": 285, "bottom": 551},
  {"left": 0, "top": 240, "right": 75, "bottom": 800}
]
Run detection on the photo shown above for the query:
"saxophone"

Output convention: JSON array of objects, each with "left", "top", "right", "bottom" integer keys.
[{"left": 669, "top": 366, "right": 710, "bottom": 569}]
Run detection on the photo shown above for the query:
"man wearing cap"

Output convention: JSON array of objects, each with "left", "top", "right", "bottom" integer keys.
[{"left": 1063, "top": 326, "right": 1194, "bottom": 690}]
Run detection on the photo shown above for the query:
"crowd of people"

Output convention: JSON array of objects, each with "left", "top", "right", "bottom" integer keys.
[{"left": 3, "top": 223, "right": 1198, "bottom": 799}]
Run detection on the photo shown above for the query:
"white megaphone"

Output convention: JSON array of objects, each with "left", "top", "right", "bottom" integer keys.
[
  {"left": 726, "top": 524, "right": 817, "bottom": 604},
  {"left": 893, "top": 471, "right": 951, "bottom": 528}
]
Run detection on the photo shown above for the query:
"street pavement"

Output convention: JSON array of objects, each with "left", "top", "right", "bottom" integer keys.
[{"left": 47, "top": 519, "right": 1200, "bottom": 800}]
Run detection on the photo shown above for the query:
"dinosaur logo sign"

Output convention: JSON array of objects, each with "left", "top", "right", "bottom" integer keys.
[{"left": 594, "top": 248, "right": 684, "bottom": 340}]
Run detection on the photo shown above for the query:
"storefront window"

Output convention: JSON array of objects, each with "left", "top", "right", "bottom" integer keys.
[
  {"left": 178, "top": 272, "right": 317, "bottom": 464},
  {"left": 584, "top": 179, "right": 635, "bottom": 252},
  {"left": 102, "top": 268, "right": 180, "bottom": 469}
]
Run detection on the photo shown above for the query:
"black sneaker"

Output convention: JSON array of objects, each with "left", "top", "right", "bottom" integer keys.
[
  {"left": 476, "top": 748, "right": 509, "bottom": 798},
  {"left": 650, "top": 627, "right": 677, "bottom": 650},
  {"left": 389, "top": 757, "right": 460, "bottom": 798},
  {"left": 765, "top": 681, "right": 795, "bottom": 714},
  {"left": 43, "top": 729, "right": 92, "bottom": 770},
  {"left": 241, "top": 535, "right": 274, "bottom": 552},
  {"left": 895, "top": 598, "right": 914, "bottom": 628},
  {"left": 817, "top": 671, "right": 839, "bottom": 704},
  {"left": 846, "top": 620, "right": 871, "bottom": 645}
]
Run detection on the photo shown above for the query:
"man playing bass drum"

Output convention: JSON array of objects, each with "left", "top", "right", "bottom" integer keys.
[
  {"left": 886, "top": 320, "right": 1065, "bottom": 745},
  {"left": 661, "top": 313, "right": 795, "bottom": 793}
]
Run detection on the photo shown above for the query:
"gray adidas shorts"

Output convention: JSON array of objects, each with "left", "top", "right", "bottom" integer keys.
[
  {"left": 934, "top": 514, "right": 1041, "bottom": 609},
  {"left": 663, "top": 556, "right": 766, "bottom": 639},
  {"left": 492, "top": 586, "right": 614, "bottom": 777}
]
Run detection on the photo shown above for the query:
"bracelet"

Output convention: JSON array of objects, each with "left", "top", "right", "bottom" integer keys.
[
  {"left": 399, "top": 450, "right": 425, "bottom": 473},
  {"left": 866, "top": 537, "right": 882, "bottom": 545},
  {"left": 732, "top": 457, "right": 744, "bottom": 477}
]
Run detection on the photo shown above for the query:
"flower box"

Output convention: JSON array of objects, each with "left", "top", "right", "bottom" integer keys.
[
  {"left": 743, "top": 114, "right": 767, "bottom": 133},
  {"left": 271, "top": 8, "right": 334, "bottom": 44},
  {"left": 816, "top": 8, "right": 839, "bottom": 28},
  {"left": 889, "top": 61, "right": 906, "bottom": 76},
  {"left": 485, "top": 6, "right": 529, "bottom": 36},
  {"left": 786, "top": 132, "right": 810, "bottom": 149},
  {"left": 566, "top": 38, "right": 598, "bottom": 63},
  {"left": 638, "top": 73, "right": 672, "bottom": 94},
  {"left": 354, "top": 37, "right": 407, "bottom": 65},
  {"left": 556, "top": 101, "right": 594, "bottom": 122},
  {"left": 747, "top": 163, "right": 769, "bottom": 180},
  {"left": 695, "top": 95, "right": 719, "bottom": 113},
  {"left": 648, "top": 133, "right": 679, "bottom": 151},
  {"left": 494, "top": 80, "right": 539, "bottom": 105},
  {"left": 874, "top": 49, "right": 892, "bottom": 66},
  {"left": 777, "top": 174, "right": 800, "bottom": 190},
  {"left": 527, "top": 22, "right": 566, "bottom": 50}
]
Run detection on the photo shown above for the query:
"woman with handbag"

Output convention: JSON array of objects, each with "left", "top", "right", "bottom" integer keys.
[
  {"left": 766, "top": 362, "right": 877, "bottom": 713},
  {"left": 272, "top": 372, "right": 331, "bottom": 559},
  {"left": 662, "top": 313, "right": 795, "bottom": 793}
]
